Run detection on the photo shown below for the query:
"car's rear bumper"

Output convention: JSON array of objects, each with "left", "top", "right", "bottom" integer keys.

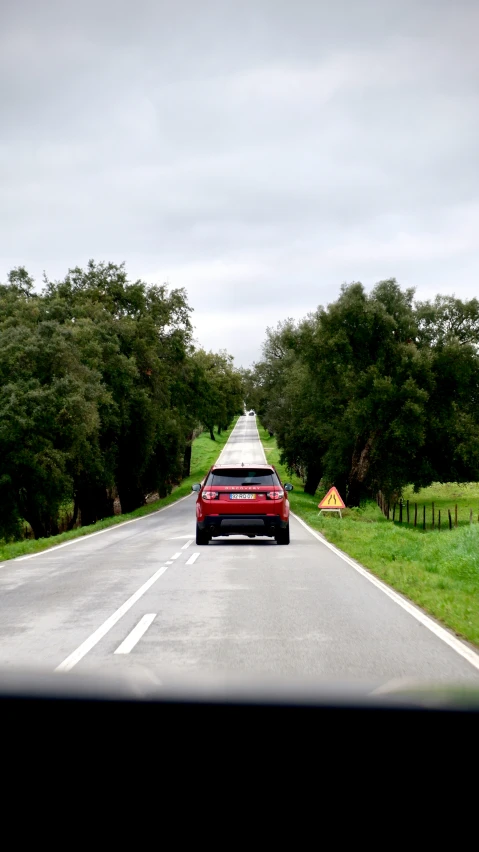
[{"left": 199, "top": 514, "right": 288, "bottom": 537}]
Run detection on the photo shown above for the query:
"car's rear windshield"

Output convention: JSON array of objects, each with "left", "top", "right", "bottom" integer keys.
[{"left": 207, "top": 468, "right": 280, "bottom": 486}]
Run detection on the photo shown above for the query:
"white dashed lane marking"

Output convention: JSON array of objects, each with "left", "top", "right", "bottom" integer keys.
[
  {"left": 55, "top": 566, "right": 169, "bottom": 671},
  {"left": 186, "top": 553, "right": 200, "bottom": 566},
  {"left": 114, "top": 613, "right": 157, "bottom": 655}
]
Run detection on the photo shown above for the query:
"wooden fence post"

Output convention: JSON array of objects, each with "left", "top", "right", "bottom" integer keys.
[
  {"left": 438, "top": 509, "right": 441, "bottom": 530},
  {"left": 448, "top": 509, "right": 452, "bottom": 530},
  {"left": 393, "top": 503, "right": 396, "bottom": 522},
  {"left": 455, "top": 504, "right": 458, "bottom": 528},
  {"left": 406, "top": 500, "right": 410, "bottom": 524},
  {"left": 399, "top": 501, "right": 403, "bottom": 524},
  {"left": 470, "top": 509, "right": 473, "bottom": 524},
  {"left": 414, "top": 503, "right": 417, "bottom": 527},
  {"left": 423, "top": 505, "right": 426, "bottom": 530},
  {"left": 432, "top": 502, "right": 435, "bottom": 529}
]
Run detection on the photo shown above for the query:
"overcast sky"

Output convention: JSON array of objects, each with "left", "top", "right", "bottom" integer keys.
[{"left": 1, "top": 0, "right": 478, "bottom": 366}]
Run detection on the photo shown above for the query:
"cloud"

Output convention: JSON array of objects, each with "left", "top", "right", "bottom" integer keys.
[{"left": 1, "top": 0, "right": 478, "bottom": 365}]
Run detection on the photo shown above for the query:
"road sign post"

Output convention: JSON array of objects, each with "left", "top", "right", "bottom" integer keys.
[{"left": 318, "top": 487, "right": 346, "bottom": 518}]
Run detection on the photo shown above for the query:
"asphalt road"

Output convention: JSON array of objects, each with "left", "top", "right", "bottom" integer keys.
[{"left": 1, "top": 415, "right": 478, "bottom": 687}]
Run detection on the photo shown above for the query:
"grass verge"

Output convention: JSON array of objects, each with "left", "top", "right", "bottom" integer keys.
[
  {"left": 0, "top": 420, "right": 238, "bottom": 563},
  {"left": 259, "top": 424, "right": 479, "bottom": 648}
]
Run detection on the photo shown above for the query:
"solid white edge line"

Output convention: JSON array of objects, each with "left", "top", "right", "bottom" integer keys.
[
  {"left": 55, "top": 566, "right": 169, "bottom": 672},
  {"left": 181, "top": 539, "right": 194, "bottom": 550},
  {"left": 15, "top": 493, "right": 194, "bottom": 563},
  {"left": 255, "top": 417, "right": 267, "bottom": 463},
  {"left": 256, "top": 420, "right": 479, "bottom": 673},
  {"left": 186, "top": 553, "right": 200, "bottom": 566},
  {"left": 114, "top": 613, "right": 157, "bottom": 655},
  {"left": 291, "top": 511, "right": 479, "bottom": 673}
]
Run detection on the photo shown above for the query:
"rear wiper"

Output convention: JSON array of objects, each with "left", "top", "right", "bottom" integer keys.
[{"left": 241, "top": 480, "right": 263, "bottom": 485}]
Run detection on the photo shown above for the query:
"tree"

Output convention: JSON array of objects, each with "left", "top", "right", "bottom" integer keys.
[
  {"left": 0, "top": 260, "right": 245, "bottom": 539},
  {"left": 415, "top": 295, "right": 479, "bottom": 347},
  {"left": 43, "top": 261, "right": 195, "bottom": 514},
  {"left": 251, "top": 279, "right": 479, "bottom": 507},
  {"left": 238, "top": 367, "right": 266, "bottom": 415},
  {"left": 193, "top": 350, "right": 244, "bottom": 441},
  {"left": 0, "top": 281, "right": 104, "bottom": 538},
  {"left": 248, "top": 321, "right": 327, "bottom": 491}
]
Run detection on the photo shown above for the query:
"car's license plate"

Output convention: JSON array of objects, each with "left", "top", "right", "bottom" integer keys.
[{"left": 230, "top": 493, "right": 256, "bottom": 500}]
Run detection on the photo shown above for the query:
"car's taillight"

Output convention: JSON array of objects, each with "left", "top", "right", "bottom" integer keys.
[
  {"left": 267, "top": 490, "right": 284, "bottom": 499},
  {"left": 202, "top": 491, "right": 219, "bottom": 500}
]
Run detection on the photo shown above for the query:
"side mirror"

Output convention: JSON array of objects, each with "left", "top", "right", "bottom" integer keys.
[
  {"left": 191, "top": 483, "right": 201, "bottom": 493},
  {"left": 284, "top": 483, "right": 293, "bottom": 492}
]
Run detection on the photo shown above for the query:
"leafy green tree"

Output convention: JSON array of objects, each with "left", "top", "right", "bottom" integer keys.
[
  {"left": 415, "top": 295, "right": 479, "bottom": 347},
  {"left": 238, "top": 367, "right": 265, "bottom": 414},
  {"left": 43, "top": 261, "right": 195, "bottom": 513},
  {"left": 193, "top": 349, "right": 244, "bottom": 440},
  {"left": 251, "top": 279, "right": 479, "bottom": 507},
  {"left": 0, "top": 260, "right": 245, "bottom": 538},
  {"left": 0, "top": 278, "right": 104, "bottom": 538}
]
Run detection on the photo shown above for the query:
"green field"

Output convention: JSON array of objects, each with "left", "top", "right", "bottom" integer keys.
[
  {"left": 401, "top": 482, "right": 479, "bottom": 529},
  {"left": 260, "top": 424, "right": 479, "bottom": 648},
  {"left": 0, "top": 419, "right": 237, "bottom": 563}
]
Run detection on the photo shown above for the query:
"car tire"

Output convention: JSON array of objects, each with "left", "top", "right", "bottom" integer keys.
[
  {"left": 276, "top": 524, "right": 290, "bottom": 545},
  {"left": 196, "top": 524, "right": 209, "bottom": 545}
]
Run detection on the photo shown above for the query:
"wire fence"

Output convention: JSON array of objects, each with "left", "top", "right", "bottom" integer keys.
[{"left": 375, "top": 491, "right": 479, "bottom": 531}]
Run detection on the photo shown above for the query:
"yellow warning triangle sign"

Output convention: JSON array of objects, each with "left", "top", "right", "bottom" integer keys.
[{"left": 318, "top": 486, "right": 346, "bottom": 510}]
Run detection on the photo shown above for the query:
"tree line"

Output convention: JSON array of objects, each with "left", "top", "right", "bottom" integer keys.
[
  {"left": 0, "top": 261, "right": 244, "bottom": 539},
  {"left": 243, "top": 279, "right": 479, "bottom": 507}
]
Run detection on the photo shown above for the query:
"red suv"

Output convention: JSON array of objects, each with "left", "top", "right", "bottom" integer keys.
[{"left": 192, "top": 464, "right": 293, "bottom": 545}]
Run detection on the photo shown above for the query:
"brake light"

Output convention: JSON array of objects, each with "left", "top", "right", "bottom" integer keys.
[
  {"left": 202, "top": 491, "right": 219, "bottom": 500},
  {"left": 267, "top": 490, "right": 284, "bottom": 500}
]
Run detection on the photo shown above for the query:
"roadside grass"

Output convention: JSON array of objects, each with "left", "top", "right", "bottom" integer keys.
[
  {"left": 258, "top": 423, "right": 479, "bottom": 648},
  {"left": 0, "top": 420, "right": 238, "bottom": 563}
]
